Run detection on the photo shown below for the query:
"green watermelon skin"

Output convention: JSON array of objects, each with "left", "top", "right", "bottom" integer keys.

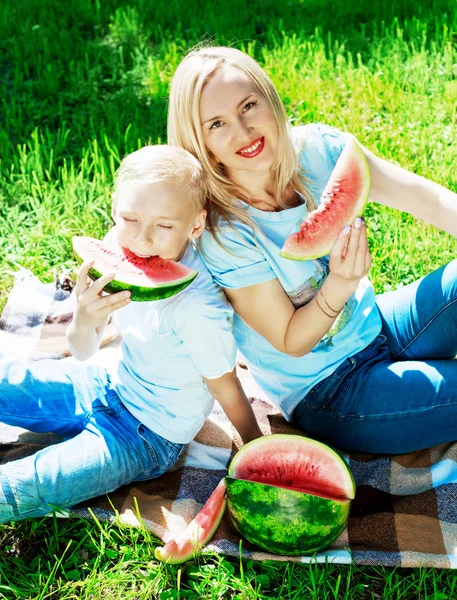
[
  {"left": 72, "top": 236, "right": 198, "bottom": 302},
  {"left": 226, "top": 477, "right": 350, "bottom": 556},
  {"left": 87, "top": 266, "right": 197, "bottom": 302}
]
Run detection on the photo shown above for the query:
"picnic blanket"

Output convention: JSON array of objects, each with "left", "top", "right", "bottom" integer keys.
[{"left": 1, "top": 269, "right": 457, "bottom": 569}]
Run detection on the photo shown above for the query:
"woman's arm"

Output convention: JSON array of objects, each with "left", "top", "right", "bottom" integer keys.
[
  {"left": 224, "top": 220, "right": 371, "bottom": 358},
  {"left": 361, "top": 144, "right": 457, "bottom": 237}
]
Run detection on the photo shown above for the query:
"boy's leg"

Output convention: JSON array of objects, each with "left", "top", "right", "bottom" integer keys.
[
  {"left": 0, "top": 359, "right": 111, "bottom": 436},
  {"left": 0, "top": 393, "right": 184, "bottom": 523}
]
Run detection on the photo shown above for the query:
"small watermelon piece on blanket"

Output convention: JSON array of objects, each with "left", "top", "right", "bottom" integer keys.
[
  {"left": 72, "top": 236, "right": 197, "bottom": 301},
  {"left": 154, "top": 478, "right": 227, "bottom": 564}
]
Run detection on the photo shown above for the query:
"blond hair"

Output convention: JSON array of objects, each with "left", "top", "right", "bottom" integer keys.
[
  {"left": 167, "top": 45, "right": 314, "bottom": 242},
  {"left": 113, "top": 145, "right": 207, "bottom": 212}
]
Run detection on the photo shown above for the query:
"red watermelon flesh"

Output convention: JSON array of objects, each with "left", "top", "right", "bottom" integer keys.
[
  {"left": 72, "top": 236, "right": 197, "bottom": 301},
  {"left": 154, "top": 478, "right": 227, "bottom": 564},
  {"left": 280, "top": 137, "right": 370, "bottom": 261},
  {"left": 228, "top": 434, "right": 355, "bottom": 501}
]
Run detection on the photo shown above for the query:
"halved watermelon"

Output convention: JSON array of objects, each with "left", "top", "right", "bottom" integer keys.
[
  {"left": 226, "top": 434, "right": 355, "bottom": 555},
  {"left": 281, "top": 137, "right": 371, "bottom": 260},
  {"left": 72, "top": 236, "right": 197, "bottom": 302}
]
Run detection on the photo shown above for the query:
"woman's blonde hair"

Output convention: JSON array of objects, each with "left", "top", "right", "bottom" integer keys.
[
  {"left": 167, "top": 45, "right": 314, "bottom": 242},
  {"left": 113, "top": 145, "right": 207, "bottom": 213}
]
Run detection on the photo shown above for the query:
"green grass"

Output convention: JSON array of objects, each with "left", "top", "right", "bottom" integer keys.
[{"left": 1, "top": 0, "right": 457, "bottom": 597}]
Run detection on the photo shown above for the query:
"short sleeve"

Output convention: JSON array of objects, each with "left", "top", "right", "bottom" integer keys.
[
  {"left": 175, "top": 295, "right": 237, "bottom": 379},
  {"left": 292, "top": 123, "right": 354, "bottom": 202},
  {"left": 198, "top": 224, "right": 276, "bottom": 290}
]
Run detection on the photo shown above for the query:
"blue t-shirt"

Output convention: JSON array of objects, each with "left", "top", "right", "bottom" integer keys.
[
  {"left": 198, "top": 123, "right": 382, "bottom": 421},
  {"left": 105, "top": 228, "right": 237, "bottom": 443}
]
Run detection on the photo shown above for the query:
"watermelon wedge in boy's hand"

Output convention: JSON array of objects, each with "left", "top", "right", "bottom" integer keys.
[
  {"left": 280, "top": 137, "right": 371, "bottom": 260},
  {"left": 72, "top": 236, "right": 198, "bottom": 302}
]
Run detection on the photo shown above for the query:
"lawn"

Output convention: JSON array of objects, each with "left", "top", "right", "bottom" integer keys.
[{"left": 1, "top": 0, "right": 457, "bottom": 597}]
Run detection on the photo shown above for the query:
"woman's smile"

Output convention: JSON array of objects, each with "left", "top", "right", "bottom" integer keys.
[{"left": 236, "top": 136, "right": 265, "bottom": 158}]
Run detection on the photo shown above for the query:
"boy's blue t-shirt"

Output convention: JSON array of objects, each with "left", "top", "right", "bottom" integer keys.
[
  {"left": 198, "top": 123, "right": 382, "bottom": 421},
  {"left": 105, "top": 229, "right": 237, "bottom": 444}
]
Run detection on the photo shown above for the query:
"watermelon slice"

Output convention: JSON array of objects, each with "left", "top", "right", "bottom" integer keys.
[
  {"left": 226, "top": 434, "right": 355, "bottom": 555},
  {"left": 281, "top": 136, "right": 371, "bottom": 260},
  {"left": 72, "top": 236, "right": 197, "bottom": 302},
  {"left": 154, "top": 478, "right": 227, "bottom": 564}
]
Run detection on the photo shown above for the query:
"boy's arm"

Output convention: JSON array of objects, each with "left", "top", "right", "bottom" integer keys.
[
  {"left": 67, "top": 259, "right": 131, "bottom": 361},
  {"left": 66, "top": 318, "right": 109, "bottom": 361},
  {"left": 203, "top": 368, "right": 263, "bottom": 444}
]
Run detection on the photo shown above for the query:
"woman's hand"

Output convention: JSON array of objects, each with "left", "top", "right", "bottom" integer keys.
[
  {"left": 73, "top": 260, "right": 131, "bottom": 331},
  {"left": 328, "top": 217, "right": 372, "bottom": 292}
]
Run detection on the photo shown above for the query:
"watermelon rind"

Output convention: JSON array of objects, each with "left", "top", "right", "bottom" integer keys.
[
  {"left": 280, "top": 137, "right": 371, "bottom": 261},
  {"left": 226, "top": 477, "right": 350, "bottom": 555},
  {"left": 154, "top": 478, "right": 227, "bottom": 564},
  {"left": 228, "top": 434, "right": 356, "bottom": 501},
  {"left": 72, "top": 236, "right": 198, "bottom": 302}
]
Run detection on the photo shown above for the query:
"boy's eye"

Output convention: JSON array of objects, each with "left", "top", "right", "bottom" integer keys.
[
  {"left": 210, "top": 120, "right": 223, "bottom": 130},
  {"left": 157, "top": 224, "right": 173, "bottom": 229},
  {"left": 123, "top": 217, "right": 137, "bottom": 223}
]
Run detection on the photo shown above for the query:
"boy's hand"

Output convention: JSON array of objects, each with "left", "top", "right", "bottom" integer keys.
[{"left": 74, "top": 260, "right": 131, "bottom": 330}]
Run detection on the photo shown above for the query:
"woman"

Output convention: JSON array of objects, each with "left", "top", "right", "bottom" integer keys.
[{"left": 167, "top": 45, "right": 457, "bottom": 454}]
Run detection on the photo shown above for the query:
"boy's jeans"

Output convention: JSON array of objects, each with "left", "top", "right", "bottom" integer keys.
[
  {"left": 293, "top": 260, "right": 457, "bottom": 454},
  {"left": 0, "top": 361, "right": 184, "bottom": 523}
]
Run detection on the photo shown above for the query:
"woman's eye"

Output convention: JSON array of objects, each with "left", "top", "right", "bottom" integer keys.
[
  {"left": 123, "top": 217, "right": 137, "bottom": 223},
  {"left": 242, "top": 101, "right": 257, "bottom": 112},
  {"left": 210, "top": 120, "right": 223, "bottom": 130}
]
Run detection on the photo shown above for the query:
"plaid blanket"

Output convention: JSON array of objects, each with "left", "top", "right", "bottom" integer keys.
[{"left": 1, "top": 269, "right": 457, "bottom": 568}]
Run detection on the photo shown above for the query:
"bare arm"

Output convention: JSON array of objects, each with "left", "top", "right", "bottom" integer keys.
[
  {"left": 66, "top": 260, "right": 131, "bottom": 361},
  {"left": 361, "top": 144, "right": 457, "bottom": 237},
  {"left": 224, "top": 220, "right": 371, "bottom": 358},
  {"left": 204, "top": 369, "right": 263, "bottom": 444}
]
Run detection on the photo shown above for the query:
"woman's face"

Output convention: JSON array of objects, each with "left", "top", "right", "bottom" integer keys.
[{"left": 199, "top": 64, "right": 279, "bottom": 180}]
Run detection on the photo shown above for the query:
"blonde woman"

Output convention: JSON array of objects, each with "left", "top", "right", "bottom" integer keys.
[{"left": 168, "top": 45, "right": 457, "bottom": 455}]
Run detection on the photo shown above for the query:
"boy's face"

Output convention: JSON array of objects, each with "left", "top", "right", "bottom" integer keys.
[{"left": 112, "top": 180, "right": 206, "bottom": 262}]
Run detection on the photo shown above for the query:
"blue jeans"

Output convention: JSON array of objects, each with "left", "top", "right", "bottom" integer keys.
[
  {"left": 0, "top": 360, "right": 184, "bottom": 523},
  {"left": 292, "top": 260, "right": 457, "bottom": 454}
]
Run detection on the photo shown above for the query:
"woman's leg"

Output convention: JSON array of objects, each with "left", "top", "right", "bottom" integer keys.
[
  {"left": 0, "top": 392, "right": 184, "bottom": 523},
  {"left": 375, "top": 259, "right": 457, "bottom": 360},
  {"left": 293, "top": 261, "right": 457, "bottom": 454}
]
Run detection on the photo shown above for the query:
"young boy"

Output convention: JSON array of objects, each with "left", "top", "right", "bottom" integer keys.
[{"left": 0, "top": 145, "right": 262, "bottom": 523}]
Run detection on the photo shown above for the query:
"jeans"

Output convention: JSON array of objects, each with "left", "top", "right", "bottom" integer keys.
[
  {"left": 0, "top": 360, "right": 184, "bottom": 523},
  {"left": 292, "top": 260, "right": 457, "bottom": 454}
]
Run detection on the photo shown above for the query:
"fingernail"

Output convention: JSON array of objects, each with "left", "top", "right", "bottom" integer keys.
[
  {"left": 342, "top": 225, "right": 351, "bottom": 235},
  {"left": 354, "top": 218, "right": 362, "bottom": 229}
]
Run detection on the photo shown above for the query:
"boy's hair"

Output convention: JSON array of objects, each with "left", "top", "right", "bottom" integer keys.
[{"left": 113, "top": 145, "right": 207, "bottom": 212}]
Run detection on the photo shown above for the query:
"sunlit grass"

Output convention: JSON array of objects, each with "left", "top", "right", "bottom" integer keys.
[{"left": 1, "top": 0, "right": 457, "bottom": 597}]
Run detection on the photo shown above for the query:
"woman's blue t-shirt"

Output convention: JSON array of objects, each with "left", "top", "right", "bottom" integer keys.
[{"left": 198, "top": 123, "right": 382, "bottom": 421}]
